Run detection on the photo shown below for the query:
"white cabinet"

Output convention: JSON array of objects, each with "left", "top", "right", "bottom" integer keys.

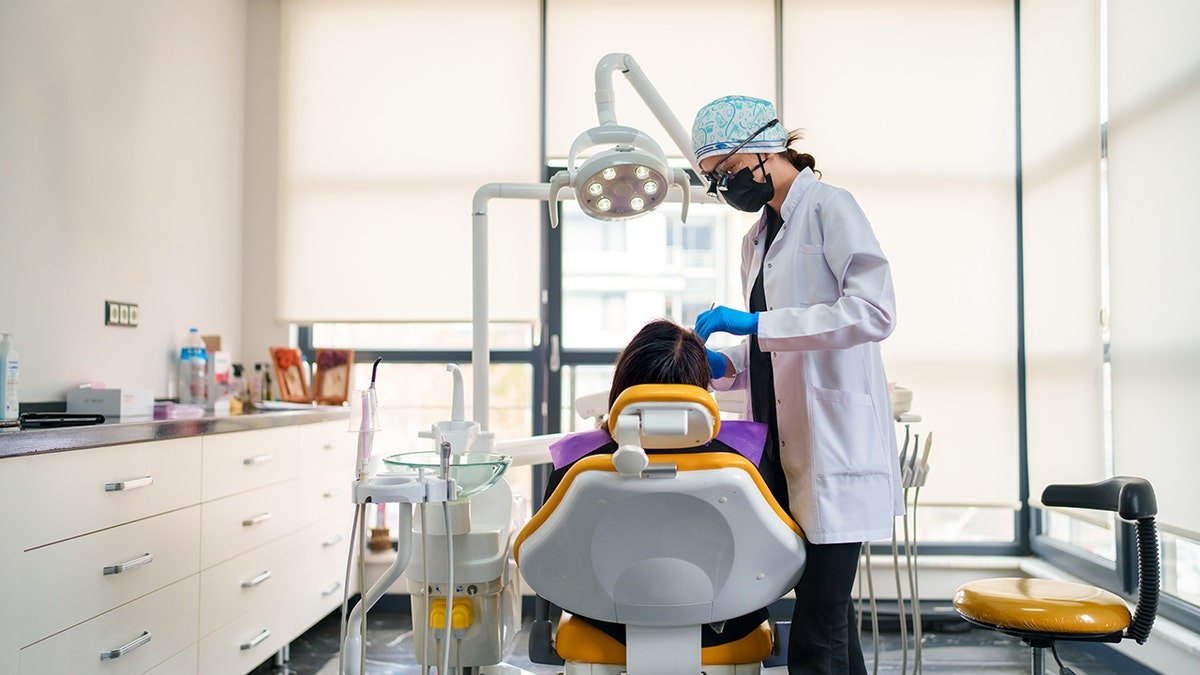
[
  {"left": 197, "top": 591, "right": 295, "bottom": 675},
  {"left": 201, "top": 426, "right": 298, "bottom": 502},
  {"left": 19, "top": 575, "right": 200, "bottom": 675},
  {"left": 1, "top": 414, "right": 351, "bottom": 675},
  {"left": 200, "top": 481, "right": 297, "bottom": 569},
  {"left": 20, "top": 505, "right": 201, "bottom": 647},
  {"left": 23, "top": 437, "right": 202, "bottom": 550}
]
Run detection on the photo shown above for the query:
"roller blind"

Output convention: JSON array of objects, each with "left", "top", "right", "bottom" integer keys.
[
  {"left": 279, "top": 0, "right": 541, "bottom": 322},
  {"left": 1108, "top": 0, "right": 1200, "bottom": 536},
  {"left": 783, "top": 0, "right": 1018, "bottom": 505},
  {"left": 545, "top": 0, "right": 775, "bottom": 160},
  {"left": 1020, "top": 0, "right": 1106, "bottom": 495}
]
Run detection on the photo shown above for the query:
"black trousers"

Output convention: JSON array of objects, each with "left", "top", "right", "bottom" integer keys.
[
  {"left": 756, "top": 436, "right": 867, "bottom": 674},
  {"left": 789, "top": 541, "right": 868, "bottom": 675}
]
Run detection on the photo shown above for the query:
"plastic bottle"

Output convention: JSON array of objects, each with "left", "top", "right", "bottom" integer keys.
[
  {"left": 177, "top": 328, "right": 208, "bottom": 404},
  {"left": 0, "top": 334, "right": 18, "bottom": 421},
  {"left": 250, "top": 363, "right": 264, "bottom": 405},
  {"left": 262, "top": 363, "right": 274, "bottom": 401}
]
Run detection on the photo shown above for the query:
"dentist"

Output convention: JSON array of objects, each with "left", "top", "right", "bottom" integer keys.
[{"left": 692, "top": 96, "right": 903, "bottom": 675}]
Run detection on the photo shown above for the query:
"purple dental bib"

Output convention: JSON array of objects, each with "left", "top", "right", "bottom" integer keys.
[{"left": 548, "top": 420, "right": 767, "bottom": 469}]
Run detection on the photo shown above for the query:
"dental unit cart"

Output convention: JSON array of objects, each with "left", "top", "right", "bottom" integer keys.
[{"left": 339, "top": 360, "right": 525, "bottom": 675}]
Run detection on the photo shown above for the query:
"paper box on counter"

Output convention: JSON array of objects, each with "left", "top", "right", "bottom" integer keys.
[
  {"left": 207, "top": 350, "right": 233, "bottom": 407},
  {"left": 67, "top": 388, "right": 154, "bottom": 419}
]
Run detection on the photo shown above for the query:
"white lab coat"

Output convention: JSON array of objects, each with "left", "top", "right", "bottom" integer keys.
[{"left": 714, "top": 168, "right": 904, "bottom": 544}]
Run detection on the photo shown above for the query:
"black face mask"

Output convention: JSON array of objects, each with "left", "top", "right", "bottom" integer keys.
[{"left": 719, "top": 156, "right": 775, "bottom": 212}]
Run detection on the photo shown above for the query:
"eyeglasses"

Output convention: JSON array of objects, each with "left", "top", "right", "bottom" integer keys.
[{"left": 701, "top": 119, "right": 780, "bottom": 198}]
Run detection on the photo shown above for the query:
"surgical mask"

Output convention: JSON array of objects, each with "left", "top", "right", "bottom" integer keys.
[{"left": 720, "top": 162, "right": 775, "bottom": 213}]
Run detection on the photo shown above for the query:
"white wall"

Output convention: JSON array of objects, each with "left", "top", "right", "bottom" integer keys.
[{"left": 0, "top": 0, "right": 247, "bottom": 402}]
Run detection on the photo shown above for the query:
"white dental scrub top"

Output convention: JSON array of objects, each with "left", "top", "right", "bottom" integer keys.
[{"left": 714, "top": 167, "right": 904, "bottom": 544}]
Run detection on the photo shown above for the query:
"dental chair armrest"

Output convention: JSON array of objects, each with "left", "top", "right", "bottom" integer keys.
[{"left": 1042, "top": 476, "right": 1157, "bottom": 521}]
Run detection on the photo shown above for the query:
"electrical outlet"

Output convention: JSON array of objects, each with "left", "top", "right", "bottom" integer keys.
[{"left": 105, "top": 300, "right": 138, "bottom": 327}]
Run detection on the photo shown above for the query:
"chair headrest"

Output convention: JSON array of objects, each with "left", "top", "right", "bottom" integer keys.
[{"left": 606, "top": 384, "right": 721, "bottom": 448}]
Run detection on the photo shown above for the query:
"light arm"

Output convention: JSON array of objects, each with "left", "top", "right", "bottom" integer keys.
[{"left": 593, "top": 52, "right": 704, "bottom": 178}]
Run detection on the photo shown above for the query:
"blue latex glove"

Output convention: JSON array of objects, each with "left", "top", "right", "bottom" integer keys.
[
  {"left": 695, "top": 306, "right": 759, "bottom": 341},
  {"left": 706, "top": 348, "right": 728, "bottom": 379}
]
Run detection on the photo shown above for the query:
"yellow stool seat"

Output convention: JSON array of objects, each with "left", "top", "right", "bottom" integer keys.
[
  {"left": 953, "top": 578, "right": 1132, "bottom": 636},
  {"left": 555, "top": 614, "right": 774, "bottom": 666}
]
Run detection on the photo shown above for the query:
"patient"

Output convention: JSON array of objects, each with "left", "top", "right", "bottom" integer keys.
[{"left": 543, "top": 318, "right": 773, "bottom": 648}]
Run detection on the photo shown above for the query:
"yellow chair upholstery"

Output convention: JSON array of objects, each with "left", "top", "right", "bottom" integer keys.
[
  {"left": 953, "top": 578, "right": 1131, "bottom": 636},
  {"left": 555, "top": 614, "right": 774, "bottom": 666},
  {"left": 607, "top": 383, "right": 721, "bottom": 439}
]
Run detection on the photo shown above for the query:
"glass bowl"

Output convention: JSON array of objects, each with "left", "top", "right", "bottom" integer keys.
[{"left": 381, "top": 451, "right": 512, "bottom": 499}]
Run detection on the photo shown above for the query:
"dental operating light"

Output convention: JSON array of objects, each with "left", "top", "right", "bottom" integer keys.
[
  {"left": 547, "top": 53, "right": 700, "bottom": 226},
  {"left": 550, "top": 124, "right": 687, "bottom": 224}
]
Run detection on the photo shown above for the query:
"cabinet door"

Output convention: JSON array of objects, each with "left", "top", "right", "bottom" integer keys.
[
  {"left": 198, "top": 592, "right": 294, "bottom": 675},
  {"left": 20, "top": 506, "right": 201, "bottom": 647},
  {"left": 202, "top": 427, "right": 298, "bottom": 502},
  {"left": 19, "top": 575, "right": 199, "bottom": 675},
  {"left": 24, "top": 437, "right": 202, "bottom": 549},
  {"left": 199, "top": 530, "right": 303, "bottom": 638},
  {"left": 200, "top": 481, "right": 296, "bottom": 569},
  {"left": 297, "top": 420, "right": 355, "bottom": 476}
]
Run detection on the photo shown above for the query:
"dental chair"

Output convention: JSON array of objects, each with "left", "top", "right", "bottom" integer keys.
[
  {"left": 953, "top": 477, "right": 1159, "bottom": 674},
  {"left": 515, "top": 384, "right": 806, "bottom": 675}
]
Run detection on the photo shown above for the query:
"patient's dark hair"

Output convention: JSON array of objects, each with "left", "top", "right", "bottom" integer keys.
[{"left": 608, "top": 319, "right": 710, "bottom": 409}]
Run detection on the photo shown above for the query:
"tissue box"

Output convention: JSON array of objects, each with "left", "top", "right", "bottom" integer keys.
[{"left": 67, "top": 388, "right": 155, "bottom": 419}]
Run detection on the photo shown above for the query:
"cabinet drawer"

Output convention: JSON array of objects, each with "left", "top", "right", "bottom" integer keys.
[
  {"left": 146, "top": 644, "right": 197, "bottom": 674},
  {"left": 198, "top": 593, "right": 293, "bottom": 675},
  {"left": 297, "top": 470, "right": 353, "bottom": 527},
  {"left": 24, "top": 437, "right": 201, "bottom": 549},
  {"left": 295, "top": 512, "right": 356, "bottom": 579},
  {"left": 294, "top": 566, "right": 348, "bottom": 637},
  {"left": 21, "top": 505, "right": 201, "bottom": 647},
  {"left": 19, "top": 575, "right": 199, "bottom": 675},
  {"left": 201, "top": 427, "right": 297, "bottom": 502},
  {"left": 297, "top": 419, "right": 353, "bottom": 476},
  {"left": 200, "top": 482, "right": 296, "bottom": 569},
  {"left": 199, "top": 530, "right": 302, "bottom": 637}
]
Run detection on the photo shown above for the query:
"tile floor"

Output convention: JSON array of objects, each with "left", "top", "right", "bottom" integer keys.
[{"left": 250, "top": 608, "right": 1144, "bottom": 675}]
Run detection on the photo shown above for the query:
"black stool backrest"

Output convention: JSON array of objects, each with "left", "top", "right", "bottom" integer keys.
[{"left": 1041, "top": 477, "right": 1159, "bottom": 644}]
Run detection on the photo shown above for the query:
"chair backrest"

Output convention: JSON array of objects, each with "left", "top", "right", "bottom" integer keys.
[
  {"left": 517, "top": 384, "right": 803, "bottom": 629},
  {"left": 1041, "top": 476, "right": 1159, "bottom": 644},
  {"left": 516, "top": 452, "right": 805, "bottom": 627}
]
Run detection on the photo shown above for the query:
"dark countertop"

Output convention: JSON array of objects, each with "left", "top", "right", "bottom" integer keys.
[{"left": 0, "top": 407, "right": 350, "bottom": 459}]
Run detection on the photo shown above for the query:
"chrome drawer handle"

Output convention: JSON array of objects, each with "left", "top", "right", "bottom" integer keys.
[
  {"left": 103, "top": 552, "right": 153, "bottom": 576},
  {"left": 322, "top": 490, "right": 338, "bottom": 499},
  {"left": 242, "top": 512, "right": 273, "bottom": 527},
  {"left": 99, "top": 630, "right": 151, "bottom": 661},
  {"left": 322, "top": 534, "right": 343, "bottom": 548},
  {"left": 104, "top": 476, "right": 154, "bottom": 492},
  {"left": 240, "top": 628, "right": 271, "bottom": 651},
  {"left": 322, "top": 442, "right": 335, "bottom": 451},
  {"left": 322, "top": 581, "right": 342, "bottom": 597},
  {"left": 241, "top": 570, "right": 272, "bottom": 588},
  {"left": 243, "top": 453, "right": 274, "bottom": 465}
]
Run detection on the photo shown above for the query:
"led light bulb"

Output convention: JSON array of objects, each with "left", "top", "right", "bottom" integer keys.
[
  {"left": 635, "top": 166, "right": 650, "bottom": 180},
  {"left": 597, "top": 197, "right": 612, "bottom": 212},
  {"left": 643, "top": 181, "right": 658, "bottom": 194},
  {"left": 630, "top": 196, "right": 645, "bottom": 211},
  {"left": 602, "top": 167, "right": 617, "bottom": 181},
  {"left": 588, "top": 182, "right": 603, "bottom": 196}
]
